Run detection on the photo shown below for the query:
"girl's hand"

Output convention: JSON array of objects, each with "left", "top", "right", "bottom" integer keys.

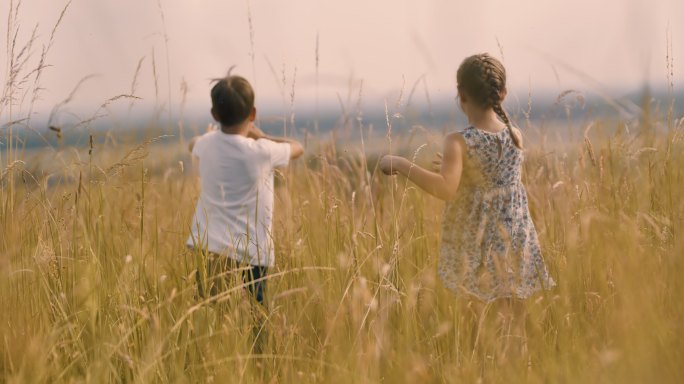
[
  {"left": 432, "top": 152, "right": 443, "bottom": 172},
  {"left": 379, "top": 155, "right": 403, "bottom": 175}
]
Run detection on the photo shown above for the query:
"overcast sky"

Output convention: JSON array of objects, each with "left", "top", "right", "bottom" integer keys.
[{"left": 2, "top": 0, "right": 682, "bottom": 120}]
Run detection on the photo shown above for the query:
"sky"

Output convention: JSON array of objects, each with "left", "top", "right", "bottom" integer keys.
[{"left": 2, "top": 0, "right": 683, "bottom": 122}]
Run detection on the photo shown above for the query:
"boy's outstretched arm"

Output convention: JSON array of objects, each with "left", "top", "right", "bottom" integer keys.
[
  {"left": 188, "top": 136, "right": 200, "bottom": 152},
  {"left": 379, "top": 132, "right": 465, "bottom": 201},
  {"left": 248, "top": 124, "right": 304, "bottom": 159}
]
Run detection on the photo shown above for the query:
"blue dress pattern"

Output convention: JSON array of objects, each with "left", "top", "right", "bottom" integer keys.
[{"left": 439, "top": 126, "right": 555, "bottom": 301}]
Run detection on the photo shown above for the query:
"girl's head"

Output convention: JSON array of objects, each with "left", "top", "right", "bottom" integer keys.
[{"left": 457, "top": 53, "right": 521, "bottom": 148}]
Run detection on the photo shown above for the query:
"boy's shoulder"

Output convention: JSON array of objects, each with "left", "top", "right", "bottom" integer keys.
[
  {"left": 195, "top": 130, "right": 219, "bottom": 145},
  {"left": 252, "top": 137, "right": 282, "bottom": 149},
  {"left": 200, "top": 130, "right": 220, "bottom": 141},
  {"left": 192, "top": 130, "right": 218, "bottom": 154},
  {"left": 194, "top": 132, "right": 287, "bottom": 156}
]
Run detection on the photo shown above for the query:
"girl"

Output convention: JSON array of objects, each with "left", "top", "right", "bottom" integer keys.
[{"left": 379, "top": 53, "right": 555, "bottom": 302}]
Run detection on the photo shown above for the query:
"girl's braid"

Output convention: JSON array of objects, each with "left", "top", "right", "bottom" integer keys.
[{"left": 476, "top": 54, "right": 522, "bottom": 149}]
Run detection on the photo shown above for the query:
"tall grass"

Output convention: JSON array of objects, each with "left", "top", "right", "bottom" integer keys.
[{"left": 1, "top": 113, "right": 683, "bottom": 382}]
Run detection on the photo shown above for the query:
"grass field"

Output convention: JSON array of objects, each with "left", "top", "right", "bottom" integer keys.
[
  {"left": 2, "top": 2, "right": 684, "bottom": 381},
  {"left": 1, "top": 111, "right": 683, "bottom": 382}
]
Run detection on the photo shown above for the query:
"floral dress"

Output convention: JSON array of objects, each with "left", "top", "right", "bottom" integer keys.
[{"left": 439, "top": 126, "right": 556, "bottom": 301}]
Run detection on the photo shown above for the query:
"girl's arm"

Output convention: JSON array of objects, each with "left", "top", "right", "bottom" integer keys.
[{"left": 379, "top": 132, "right": 465, "bottom": 201}]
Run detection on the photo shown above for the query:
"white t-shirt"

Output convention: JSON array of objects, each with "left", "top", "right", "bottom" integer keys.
[{"left": 186, "top": 130, "right": 291, "bottom": 266}]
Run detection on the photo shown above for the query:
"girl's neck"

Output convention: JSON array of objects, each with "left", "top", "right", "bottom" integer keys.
[{"left": 467, "top": 107, "right": 505, "bottom": 133}]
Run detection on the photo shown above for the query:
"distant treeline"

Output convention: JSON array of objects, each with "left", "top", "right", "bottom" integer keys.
[{"left": 4, "top": 88, "right": 681, "bottom": 150}]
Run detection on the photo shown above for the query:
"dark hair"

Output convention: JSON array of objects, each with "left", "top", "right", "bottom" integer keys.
[
  {"left": 457, "top": 53, "right": 522, "bottom": 149},
  {"left": 210, "top": 74, "right": 255, "bottom": 127}
]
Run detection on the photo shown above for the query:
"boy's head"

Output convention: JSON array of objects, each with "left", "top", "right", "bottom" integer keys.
[{"left": 210, "top": 74, "right": 255, "bottom": 127}]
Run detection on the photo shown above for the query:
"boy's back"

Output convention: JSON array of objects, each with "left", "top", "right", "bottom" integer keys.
[
  {"left": 187, "top": 130, "right": 290, "bottom": 267},
  {"left": 186, "top": 72, "right": 302, "bottom": 308}
]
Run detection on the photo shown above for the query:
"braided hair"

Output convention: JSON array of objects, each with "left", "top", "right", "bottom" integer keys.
[{"left": 456, "top": 53, "right": 522, "bottom": 149}]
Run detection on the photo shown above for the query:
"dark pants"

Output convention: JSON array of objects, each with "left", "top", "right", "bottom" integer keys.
[{"left": 195, "top": 251, "right": 268, "bottom": 305}]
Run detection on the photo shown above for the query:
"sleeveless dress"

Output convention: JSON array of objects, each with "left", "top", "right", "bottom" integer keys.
[{"left": 439, "top": 126, "right": 556, "bottom": 301}]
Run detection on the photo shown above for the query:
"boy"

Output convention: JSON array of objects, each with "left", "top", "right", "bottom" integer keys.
[{"left": 187, "top": 73, "right": 304, "bottom": 305}]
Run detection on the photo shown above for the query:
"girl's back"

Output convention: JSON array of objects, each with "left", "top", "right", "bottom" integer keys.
[
  {"left": 440, "top": 125, "right": 555, "bottom": 301},
  {"left": 460, "top": 126, "right": 523, "bottom": 189}
]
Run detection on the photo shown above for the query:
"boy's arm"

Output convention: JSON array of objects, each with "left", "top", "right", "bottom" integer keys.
[
  {"left": 249, "top": 124, "right": 304, "bottom": 159},
  {"left": 188, "top": 136, "right": 200, "bottom": 152},
  {"left": 191, "top": 155, "right": 200, "bottom": 179},
  {"left": 187, "top": 134, "right": 204, "bottom": 185},
  {"left": 189, "top": 124, "right": 218, "bottom": 152}
]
